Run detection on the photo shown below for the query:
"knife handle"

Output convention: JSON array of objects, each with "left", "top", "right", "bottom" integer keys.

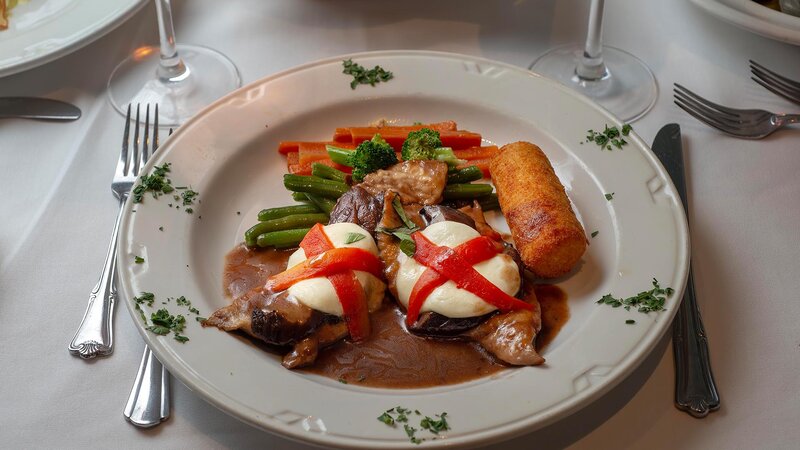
[{"left": 672, "top": 267, "right": 721, "bottom": 417}]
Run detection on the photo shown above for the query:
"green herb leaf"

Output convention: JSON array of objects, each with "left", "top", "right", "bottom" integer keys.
[
  {"left": 134, "top": 292, "right": 155, "bottom": 307},
  {"left": 605, "top": 192, "right": 614, "bottom": 201},
  {"left": 626, "top": 319, "right": 636, "bottom": 324},
  {"left": 174, "top": 334, "right": 189, "bottom": 343},
  {"left": 342, "top": 59, "right": 394, "bottom": 90},
  {"left": 134, "top": 255, "right": 145, "bottom": 264},
  {"left": 195, "top": 316, "right": 207, "bottom": 322},
  {"left": 181, "top": 189, "right": 199, "bottom": 206},
  {"left": 146, "top": 324, "right": 171, "bottom": 335},
  {"left": 338, "top": 377, "right": 348, "bottom": 384},
  {"left": 622, "top": 124, "right": 632, "bottom": 135},
  {"left": 377, "top": 412, "right": 395, "bottom": 426},
  {"left": 591, "top": 230, "right": 599, "bottom": 238},
  {"left": 344, "top": 232, "right": 366, "bottom": 244},
  {"left": 392, "top": 196, "right": 417, "bottom": 230},
  {"left": 420, "top": 412, "right": 450, "bottom": 434}
]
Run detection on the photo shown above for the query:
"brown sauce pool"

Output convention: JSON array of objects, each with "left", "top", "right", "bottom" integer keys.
[{"left": 222, "top": 245, "right": 569, "bottom": 388}]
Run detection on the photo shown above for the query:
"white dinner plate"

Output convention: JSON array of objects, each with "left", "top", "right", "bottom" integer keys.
[
  {"left": 690, "top": 0, "right": 800, "bottom": 45},
  {"left": 0, "top": 0, "right": 147, "bottom": 77},
  {"left": 117, "top": 50, "right": 690, "bottom": 449}
]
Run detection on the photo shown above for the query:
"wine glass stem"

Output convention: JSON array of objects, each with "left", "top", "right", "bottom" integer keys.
[
  {"left": 576, "top": 0, "right": 608, "bottom": 81},
  {"left": 154, "top": 0, "right": 188, "bottom": 82}
]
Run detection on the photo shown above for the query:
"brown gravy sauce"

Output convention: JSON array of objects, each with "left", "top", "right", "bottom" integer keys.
[{"left": 223, "top": 245, "right": 569, "bottom": 388}]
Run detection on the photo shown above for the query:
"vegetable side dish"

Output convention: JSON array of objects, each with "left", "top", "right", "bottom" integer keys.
[{"left": 205, "top": 122, "right": 585, "bottom": 388}]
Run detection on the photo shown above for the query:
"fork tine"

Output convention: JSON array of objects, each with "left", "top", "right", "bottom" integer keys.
[
  {"left": 751, "top": 65, "right": 800, "bottom": 96},
  {"left": 750, "top": 60, "right": 800, "bottom": 90},
  {"left": 751, "top": 76, "right": 800, "bottom": 105},
  {"left": 140, "top": 104, "right": 150, "bottom": 171},
  {"left": 132, "top": 105, "right": 141, "bottom": 175},
  {"left": 673, "top": 84, "right": 742, "bottom": 118},
  {"left": 121, "top": 104, "right": 132, "bottom": 175},
  {"left": 152, "top": 104, "right": 159, "bottom": 155},
  {"left": 673, "top": 91, "right": 747, "bottom": 127},
  {"left": 674, "top": 99, "right": 741, "bottom": 134}
]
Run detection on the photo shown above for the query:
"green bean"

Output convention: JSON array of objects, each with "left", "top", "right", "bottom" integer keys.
[
  {"left": 325, "top": 145, "right": 354, "bottom": 167},
  {"left": 257, "top": 204, "right": 320, "bottom": 222},
  {"left": 477, "top": 193, "right": 500, "bottom": 211},
  {"left": 283, "top": 174, "right": 349, "bottom": 199},
  {"left": 245, "top": 213, "right": 329, "bottom": 247},
  {"left": 304, "top": 193, "right": 337, "bottom": 215},
  {"left": 292, "top": 191, "right": 311, "bottom": 202},
  {"left": 311, "top": 163, "right": 349, "bottom": 184},
  {"left": 447, "top": 166, "right": 483, "bottom": 184},
  {"left": 256, "top": 228, "right": 312, "bottom": 249},
  {"left": 442, "top": 183, "right": 493, "bottom": 200}
]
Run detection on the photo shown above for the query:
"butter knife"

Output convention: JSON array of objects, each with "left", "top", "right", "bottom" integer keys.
[
  {"left": 0, "top": 97, "right": 81, "bottom": 120},
  {"left": 652, "top": 123, "right": 720, "bottom": 418}
]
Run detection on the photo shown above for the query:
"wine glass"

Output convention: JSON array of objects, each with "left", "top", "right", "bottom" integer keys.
[
  {"left": 107, "top": 0, "right": 242, "bottom": 126},
  {"left": 530, "top": 0, "right": 657, "bottom": 122}
]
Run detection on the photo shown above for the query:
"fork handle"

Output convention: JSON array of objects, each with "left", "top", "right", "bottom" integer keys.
[
  {"left": 124, "top": 346, "right": 170, "bottom": 427},
  {"left": 776, "top": 114, "right": 800, "bottom": 125},
  {"left": 68, "top": 195, "right": 127, "bottom": 358},
  {"left": 672, "top": 267, "right": 721, "bottom": 417}
]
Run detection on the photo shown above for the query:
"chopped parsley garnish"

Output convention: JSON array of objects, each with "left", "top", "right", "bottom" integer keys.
[
  {"left": 134, "top": 292, "right": 155, "bottom": 307},
  {"left": 342, "top": 59, "right": 394, "bottom": 89},
  {"left": 377, "top": 407, "right": 450, "bottom": 444},
  {"left": 134, "top": 255, "right": 145, "bottom": 264},
  {"left": 158, "top": 226, "right": 164, "bottom": 231},
  {"left": 597, "top": 278, "right": 673, "bottom": 313},
  {"left": 605, "top": 192, "right": 615, "bottom": 201},
  {"left": 626, "top": 319, "right": 636, "bottom": 324},
  {"left": 420, "top": 413, "right": 449, "bottom": 434},
  {"left": 176, "top": 296, "right": 190, "bottom": 306},
  {"left": 195, "top": 316, "right": 207, "bottom": 323},
  {"left": 344, "top": 232, "right": 366, "bottom": 244},
  {"left": 146, "top": 308, "right": 188, "bottom": 342},
  {"left": 185, "top": 208, "right": 193, "bottom": 214},
  {"left": 591, "top": 230, "right": 599, "bottom": 238},
  {"left": 338, "top": 377, "right": 348, "bottom": 384},
  {"left": 585, "top": 124, "right": 632, "bottom": 150},
  {"left": 132, "top": 163, "right": 174, "bottom": 203},
  {"left": 181, "top": 189, "right": 199, "bottom": 206},
  {"left": 377, "top": 412, "right": 395, "bottom": 425}
]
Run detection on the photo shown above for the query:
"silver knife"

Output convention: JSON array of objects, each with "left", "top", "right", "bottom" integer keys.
[
  {"left": 0, "top": 97, "right": 81, "bottom": 120},
  {"left": 652, "top": 123, "right": 720, "bottom": 418}
]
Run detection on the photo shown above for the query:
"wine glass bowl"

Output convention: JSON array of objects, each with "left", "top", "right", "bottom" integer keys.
[
  {"left": 530, "top": 0, "right": 657, "bottom": 122},
  {"left": 107, "top": 1, "right": 241, "bottom": 126}
]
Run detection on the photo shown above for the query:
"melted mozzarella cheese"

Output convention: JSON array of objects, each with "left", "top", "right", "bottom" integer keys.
[
  {"left": 395, "top": 221, "right": 520, "bottom": 318},
  {"left": 285, "top": 223, "right": 385, "bottom": 316}
]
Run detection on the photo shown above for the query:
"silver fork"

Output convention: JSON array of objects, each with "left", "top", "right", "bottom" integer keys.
[
  {"left": 750, "top": 60, "right": 800, "bottom": 106},
  {"left": 674, "top": 84, "right": 800, "bottom": 139},
  {"left": 68, "top": 104, "right": 158, "bottom": 358}
]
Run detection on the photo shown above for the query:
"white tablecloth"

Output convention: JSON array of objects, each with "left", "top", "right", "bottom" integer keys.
[{"left": 2, "top": 1, "right": 799, "bottom": 448}]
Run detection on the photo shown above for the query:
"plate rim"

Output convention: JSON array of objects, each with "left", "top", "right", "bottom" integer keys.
[
  {"left": 117, "top": 49, "right": 691, "bottom": 449},
  {"left": 689, "top": 0, "right": 800, "bottom": 45},
  {"left": 0, "top": 0, "right": 148, "bottom": 78}
]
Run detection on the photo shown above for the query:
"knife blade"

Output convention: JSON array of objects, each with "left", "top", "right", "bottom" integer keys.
[
  {"left": 652, "top": 123, "right": 720, "bottom": 418},
  {"left": 0, "top": 97, "right": 81, "bottom": 121}
]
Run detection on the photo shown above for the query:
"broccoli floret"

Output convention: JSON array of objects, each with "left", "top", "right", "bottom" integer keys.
[
  {"left": 401, "top": 128, "right": 465, "bottom": 167},
  {"left": 350, "top": 133, "right": 398, "bottom": 182}
]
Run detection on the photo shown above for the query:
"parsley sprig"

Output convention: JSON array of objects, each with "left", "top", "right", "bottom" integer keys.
[
  {"left": 342, "top": 59, "right": 394, "bottom": 90},
  {"left": 597, "top": 278, "right": 674, "bottom": 313},
  {"left": 377, "top": 407, "right": 449, "bottom": 445},
  {"left": 584, "top": 124, "right": 632, "bottom": 150}
]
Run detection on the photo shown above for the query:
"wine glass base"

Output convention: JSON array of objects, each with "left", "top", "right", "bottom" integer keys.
[
  {"left": 530, "top": 44, "right": 657, "bottom": 122},
  {"left": 108, "top": 44, "right": 242, "bottom": 126}
]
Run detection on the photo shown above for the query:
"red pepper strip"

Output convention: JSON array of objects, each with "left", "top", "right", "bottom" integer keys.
[
  {"left": 266, "top": 247, "right": 382, "bottom": 292},
  {"left": 294, "top": 223, "right": 372, "bottom": 341},
  {"left": 406, "top": 236, "right": 504, "bottom": 326},
  {"left": 300, "top": 223, "right": 334, "bottom": 256},
  {"left": 327, "top": 271, "right": 370, "bottom": 341},
  {"left": 411, "top": 232, "right": 533, "bottom": 313}
]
